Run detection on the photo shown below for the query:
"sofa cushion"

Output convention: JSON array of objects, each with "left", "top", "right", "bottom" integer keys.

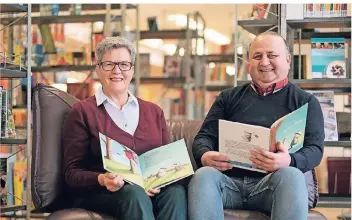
[
  {"left": 224, "top": 209, "right": 327, "bottom": 220},
  {"left": 46, "top": 208, "right": 115, "bottom": 220}
]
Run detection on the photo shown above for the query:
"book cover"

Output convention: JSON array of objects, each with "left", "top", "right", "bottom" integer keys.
[
  {"left": 311, "top": 37, "right": 346, "bottom": 79},
  {"left": 308, "top": 90, "right": 338, "bottom": 141},
  {"left": 219, "top": 103, "right": 308, "bottom": 173},
  {"left": 99, "top": 133, "right": 194, "bottom": 191}
]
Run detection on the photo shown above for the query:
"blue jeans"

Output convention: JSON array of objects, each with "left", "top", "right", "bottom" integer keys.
[{"left": 188, "top": 167, "right": 308, "bottom": 220}]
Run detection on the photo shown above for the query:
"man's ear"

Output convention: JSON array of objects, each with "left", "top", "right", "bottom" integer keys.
[{"left": 286, "top": 54, "right": 291, "bottom": 65}]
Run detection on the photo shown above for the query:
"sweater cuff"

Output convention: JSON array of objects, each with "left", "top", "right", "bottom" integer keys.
[
  {"left": 195, "top": 148, "right": 210, "bottom": 168},
  {"left": 289, "top": 154, "right": 296, "bottom": 167}
]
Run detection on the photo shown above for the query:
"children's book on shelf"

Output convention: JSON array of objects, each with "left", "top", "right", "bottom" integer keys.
[
  {"left": 1, "top": 88, "right": 9, "bottom": 138},
  {"left": 308, "top": 90, "right": 338, "bottom": 141},
  {"left": 0, "top": 156, "right": 7, "bottom": 206},
  {"left": 99, "top": 133, "right": 194, "bottom": 191},
  {"left": 219, "top": 103, "right": 308, "bottom": 173},
  {"left": 311, "top": 37, "right": 346, "bottom": 79}
]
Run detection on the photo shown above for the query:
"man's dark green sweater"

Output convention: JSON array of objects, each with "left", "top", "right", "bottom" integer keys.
[{"left": 193, "top": 82, "right": 325, "bottom": 178}]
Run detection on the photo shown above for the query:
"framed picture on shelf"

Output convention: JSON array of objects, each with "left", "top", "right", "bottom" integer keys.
[
  {"left": 139, "top": 53, "right": 150, "bottom": 77},
  {"left": 163, "top": 56, "right": 182, "bottom": 77}
]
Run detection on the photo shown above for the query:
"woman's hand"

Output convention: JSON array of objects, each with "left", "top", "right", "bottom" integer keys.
[
  {"left": 98, "top": 173, "right": 125, "bottom": 192},
  {"left": 147, "top": 188, "right": 160, "bottom": 197}
]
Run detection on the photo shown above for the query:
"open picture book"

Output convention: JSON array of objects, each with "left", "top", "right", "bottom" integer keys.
[
  {"left": 99, "top": 133, "right": 194, "bottom": 191},
  {"left": 219, "top": 103, "right": 308, "bottom": 173}
]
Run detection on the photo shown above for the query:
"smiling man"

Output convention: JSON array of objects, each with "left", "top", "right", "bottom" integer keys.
[{"left": 188, "top": 31, "right": 325, "bottom": 220}]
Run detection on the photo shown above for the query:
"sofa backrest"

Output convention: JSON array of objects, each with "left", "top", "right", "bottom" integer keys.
[
  {"left": 32, "top": 83, "right": 80, "bottom": 211},
  {"left": 31, "top": 84, "right": 319, "bottom": 212}
]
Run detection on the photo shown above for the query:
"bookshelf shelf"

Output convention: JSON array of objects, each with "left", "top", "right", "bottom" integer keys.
[
  {"left": 205, "top": 54, "right": 234, "bottom": 63},
  {"left": 316, "top": 195, "right": 351, "bottom": 208},
  {"left": 292, "top": 79, "right": 351, "bottom": 93},
  {"left": 133, "top": 76, "right": 186, "bottom": 84},
  {"left": 205, "top": 84, "right": 233, "bottom": 91},
  {"left": 0, "top": 68, "right": 27, "bottom": 78},
  {"left": 298, "top": 31, "right": 351, "bottom": 40},
  {"left": 238, "top": 17, "right": 351, "bottom": 36},
  {"left": 0, "top": 205, "right": 27, "bottom": 213},
  {"left": 0, "top": 4, "right": 28, "bottom": 13},
  {"left": 287, "top": 17, "right": 351, "bottom": 29},
  {"left": 30, "top": 4, "right": 136, "bottom": 12},
  {"left": 238, "top": 19, "right": 277, "bottom": 36},
  {"left": 1, "top": 138, "right": 27, "bottom": 145},
  {"left": 324, "top": 141, "right": 351, "bottom": 148},
  {"left": 32, "top": 65, "right": 94, "bottom": 72},
  {"left": 140, "top": 30, "right": 198, "bottom": 40},
  {"left": 1, "top": 14, "right": 121, "bottom": 25}
]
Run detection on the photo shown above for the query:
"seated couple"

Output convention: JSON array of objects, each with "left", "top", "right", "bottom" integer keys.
[{"left": 62, "top": 34, "right": 324, "bottom": 220}]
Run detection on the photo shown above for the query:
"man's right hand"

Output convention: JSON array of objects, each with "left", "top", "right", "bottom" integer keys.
[
  {"left": 98, "top": 172, "right": 125, "bottom": 192},
  {"left": 201, "top": 151, "right": 233, "bottom": 171}
]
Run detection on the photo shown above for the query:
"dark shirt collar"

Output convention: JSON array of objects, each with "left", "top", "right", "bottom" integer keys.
[{"left": 251, "top": 77, "right": 289, "bottom": 96}]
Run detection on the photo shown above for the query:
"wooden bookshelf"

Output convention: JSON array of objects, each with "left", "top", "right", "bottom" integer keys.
[
  {"left": 0, "top": 68, "right": 27, "bottom": 78},
  {"left": 1, "top": 14, "right": 121, "bottom": 25}
]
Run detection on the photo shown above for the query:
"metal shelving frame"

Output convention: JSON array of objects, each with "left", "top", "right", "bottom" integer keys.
[{"left": 0, "top": 3, "right": 32, "bottom": 220}]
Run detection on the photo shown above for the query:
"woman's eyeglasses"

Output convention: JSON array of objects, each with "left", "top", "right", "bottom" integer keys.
[{"left": 99, "top": 61, "right": 133, "bottom": 71}]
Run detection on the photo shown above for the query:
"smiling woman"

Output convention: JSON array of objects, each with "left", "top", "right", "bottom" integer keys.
[{"left": 62, "top": 36, "right": 187, "bottom": 220}]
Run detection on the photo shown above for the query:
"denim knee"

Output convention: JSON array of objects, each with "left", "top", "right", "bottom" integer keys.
[
  {"left": 191, "top": 166, "right": 224, "bottom": 183},
  {"left": 275, "top": 167, "right": 306, "bottom": 188}
]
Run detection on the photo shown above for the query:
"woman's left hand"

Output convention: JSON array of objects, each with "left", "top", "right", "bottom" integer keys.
[{"left": 147, "top": 188, "right": 160, "bottom": 197}]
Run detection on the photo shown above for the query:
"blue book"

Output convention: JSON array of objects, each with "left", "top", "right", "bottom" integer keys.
[{"left": 311, "top": 37, "right": 346, "bottom": 79}]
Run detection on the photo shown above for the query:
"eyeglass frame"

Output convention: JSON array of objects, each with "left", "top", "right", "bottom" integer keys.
[{"left": 98, "top": 61, "right": 134, "bottom": 71}]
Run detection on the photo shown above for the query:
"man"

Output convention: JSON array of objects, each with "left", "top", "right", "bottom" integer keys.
[{"left": 188, "top": 31, "right": 324, "bottom": 220}]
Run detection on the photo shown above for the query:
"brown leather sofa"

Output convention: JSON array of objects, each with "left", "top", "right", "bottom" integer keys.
[{"left": 31, "top": 83, "right": 327, "bottom": 220}]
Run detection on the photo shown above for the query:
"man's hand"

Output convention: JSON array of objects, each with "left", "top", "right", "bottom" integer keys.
[
  {"left": 98, "top": 172, "right": 125, "bottom": 192},
  {"left": 201, "top": 151, "right": 233, "bottom": 171},
  {"left": 147, "top": 188, "right": 161, "bottom": 197},
  {"left": 250, "top": 142, "right": 291, "bottom": 172}
]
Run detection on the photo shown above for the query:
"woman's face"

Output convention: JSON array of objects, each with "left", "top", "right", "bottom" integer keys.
[{"left": 96, "top": 47, "right": 134, "bottom": 96}]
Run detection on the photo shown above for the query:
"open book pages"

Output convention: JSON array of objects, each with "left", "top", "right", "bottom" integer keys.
[
  {"left": 99, "top": 132, "right": 194, "bottom": 191},
  {"left": 219, "top": 103, "right": 308, "bottom": 173}
]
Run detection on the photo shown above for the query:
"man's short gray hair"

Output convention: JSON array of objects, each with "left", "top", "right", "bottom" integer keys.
[
  {"left": 95, "top": 36, "right": 136, "bottom": 65},
  {"left": 248, "top": 31, "right": 290, "bottom": 57}
]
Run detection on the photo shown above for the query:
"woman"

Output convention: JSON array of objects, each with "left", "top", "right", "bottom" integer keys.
[{"left": 62, "top": 36, "right": 187, "bottom": 220}]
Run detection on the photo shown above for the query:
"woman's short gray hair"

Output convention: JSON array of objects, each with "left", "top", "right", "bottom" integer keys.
[{"left": 95, "top": 36, "right": 136, "bottom": 65}]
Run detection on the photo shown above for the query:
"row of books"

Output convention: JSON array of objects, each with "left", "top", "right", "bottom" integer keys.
[
  {"left": 304, "top": 4, "right": 349, "bottom": 18},
  {"left": 159, "top": 91, "right": 186, "bottom": 120}
]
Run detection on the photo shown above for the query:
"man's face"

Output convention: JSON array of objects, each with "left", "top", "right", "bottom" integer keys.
[{"left": 248, "top": 35, "right": 291, "bottom": 88}]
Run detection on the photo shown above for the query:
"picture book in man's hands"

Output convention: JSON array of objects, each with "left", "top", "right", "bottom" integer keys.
[
  {"left": 99, "top": 133, "right": 194, "bottom": 191},
  {"left": 219, "top": 103, "right": 308, "bottom": 173}
]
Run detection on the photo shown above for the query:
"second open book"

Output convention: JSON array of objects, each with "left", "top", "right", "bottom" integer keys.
[
  {"left": 99, "top": 133, "right": 194, "bottom": 191},
  {"left": 219, "top": 103, "right": 308, "bottom": 173}
]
